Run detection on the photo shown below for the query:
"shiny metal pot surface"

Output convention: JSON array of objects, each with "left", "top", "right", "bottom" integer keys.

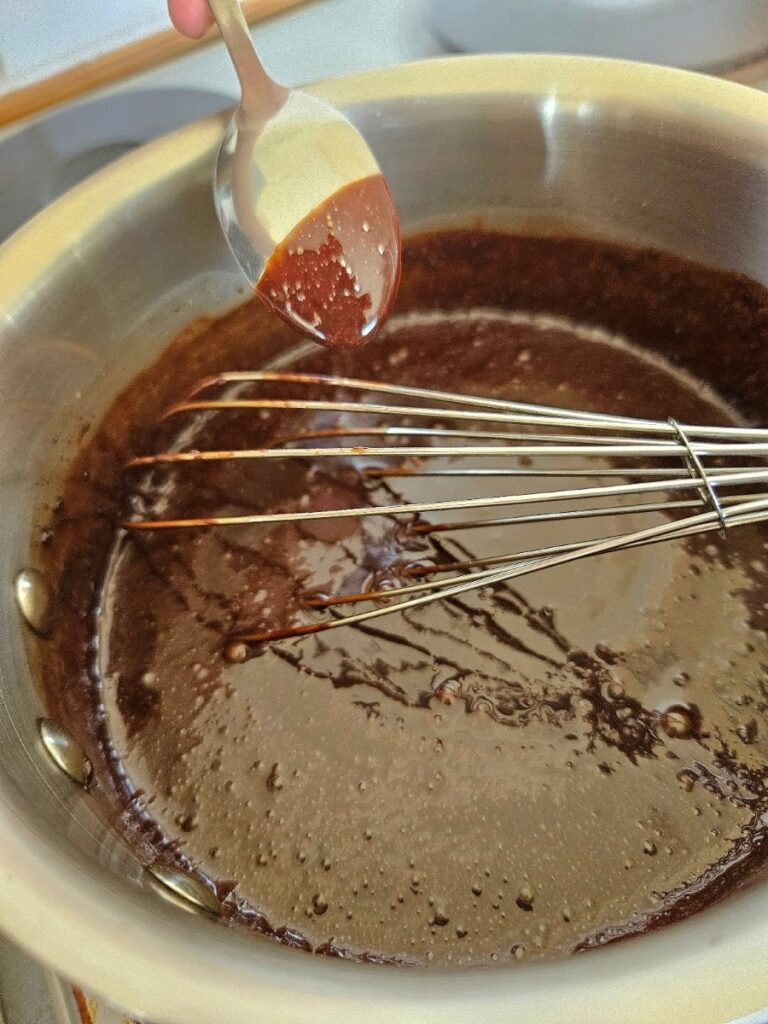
[{"left": 0, "top": 55, "right": 768, "bottom": 1024}]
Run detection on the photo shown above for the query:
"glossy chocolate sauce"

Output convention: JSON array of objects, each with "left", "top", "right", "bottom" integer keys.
[
  {"left": 257, "top": 175, "right": 401, "bottom": 347},
  {"left": 38, "top": 231, "right": 768, "bottom": 966}
]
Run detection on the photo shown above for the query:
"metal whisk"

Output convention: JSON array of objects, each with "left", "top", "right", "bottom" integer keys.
[{"left": 123, "top": 371, "right": 768, "bottom": 644}]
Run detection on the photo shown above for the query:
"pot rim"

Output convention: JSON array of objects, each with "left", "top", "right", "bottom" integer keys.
[{"left": 1, "top": 54, "right": 768, "bottom": 1024}]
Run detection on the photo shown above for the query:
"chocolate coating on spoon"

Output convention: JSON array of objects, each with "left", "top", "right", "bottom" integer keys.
[{"left": 257, "top": 175, "right": 401, "bottom": 347}]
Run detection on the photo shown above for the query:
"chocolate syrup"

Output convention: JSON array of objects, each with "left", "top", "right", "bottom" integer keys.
[
  {"left": 256, "top": 175, "right": 401, "bottom": 347},
  {"left": 37, "top": 231, "right": 768, "bottom": 967}
]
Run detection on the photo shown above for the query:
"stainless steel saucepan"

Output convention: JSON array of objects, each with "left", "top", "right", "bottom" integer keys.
[{"left": 1, "top": 55, "right": 768, "bottom": 1024}]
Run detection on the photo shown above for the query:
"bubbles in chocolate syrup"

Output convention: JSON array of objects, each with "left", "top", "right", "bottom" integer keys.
[
  {"left": 224, "top": 642, "right": 249, "bottom": 664},
  {"left": 433, "top": 677, "right": 462, "bottom": 705},
  {"left": 660, "top": 704, "right": 700, "bottom": 739},
  {"left": 737, "top": 719, "right": 758, "bottom": 745}
]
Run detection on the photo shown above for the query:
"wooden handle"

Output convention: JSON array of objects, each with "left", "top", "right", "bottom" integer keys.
[{"left": 0, "top": 0, "right": 311, "bottom": 130}]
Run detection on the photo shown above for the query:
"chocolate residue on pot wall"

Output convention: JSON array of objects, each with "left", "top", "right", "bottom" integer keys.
[{"left": 36, "top": 232, "right": 768, "bottom": 966}]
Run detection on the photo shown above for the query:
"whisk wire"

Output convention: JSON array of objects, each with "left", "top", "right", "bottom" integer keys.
[
  {"left": 232, "top": 497, "right": 768, "bottom": 643},
  {"left": 123, "top": 372, "right": 768, "bottom": 643}
]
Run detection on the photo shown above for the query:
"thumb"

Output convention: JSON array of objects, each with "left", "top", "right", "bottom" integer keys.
[{"left": 168, "top": 0, "right": 214, "bottom": 38}]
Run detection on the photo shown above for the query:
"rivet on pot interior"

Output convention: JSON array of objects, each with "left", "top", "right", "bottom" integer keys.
[
  {"left": 145, "top": 864, "right": 223, "bottom": 917},
  {"left": 38, "top": 718, "right": 92, "bottom": 787},
  {"left": 14, "top": 568, "right": 53, "bottom": 636}
]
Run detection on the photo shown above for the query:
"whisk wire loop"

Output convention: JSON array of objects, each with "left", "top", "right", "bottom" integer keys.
[{"left": 668, "top": 417, "right": 727, "bottom": 536}]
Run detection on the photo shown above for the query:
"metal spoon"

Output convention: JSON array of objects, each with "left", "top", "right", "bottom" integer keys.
[{"left": 207, "top": 0, "right": 401, "bottom": 348}]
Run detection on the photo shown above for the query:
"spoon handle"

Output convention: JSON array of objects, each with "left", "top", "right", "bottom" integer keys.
[{"left": 208, "top": 0, "right": 287, "bottom": 115}]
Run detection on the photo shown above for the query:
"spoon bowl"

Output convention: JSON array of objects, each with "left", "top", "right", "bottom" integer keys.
[{"left": 209, "top": 0, "right": 400, "bottom": 346}]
